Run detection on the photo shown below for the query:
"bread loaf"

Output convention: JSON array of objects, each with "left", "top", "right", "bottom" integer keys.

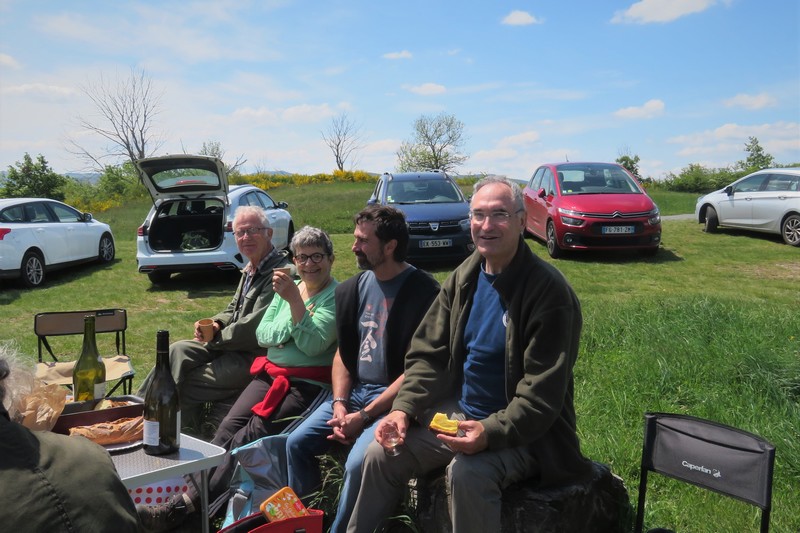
[{"left": 68, "top": 415, "right": 144, "bottom": 445}]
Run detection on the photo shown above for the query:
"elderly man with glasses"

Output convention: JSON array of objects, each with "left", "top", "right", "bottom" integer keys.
[
  {"left": 348, "top": 176, "right": 592, "bottom": 533},
  {"left": 137, "top": 205, "right": 291, "bottom": 434}
]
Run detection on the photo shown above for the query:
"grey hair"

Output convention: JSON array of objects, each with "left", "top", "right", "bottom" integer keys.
[
  {"left": 290, "top": 226, "right": 334, "bottom": 257},
  {"left": 473, "top": 175, "right": 525, "bottom": 212},
  {"left": 0, "top": 342, "right": 35, "bottom": 417},
  {"left": 233, "top": 205, "right": 271, "bottom": 230}
]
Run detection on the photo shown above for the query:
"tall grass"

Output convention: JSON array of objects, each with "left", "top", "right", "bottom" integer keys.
[{"left": 0, "top": 187, "right": 797, "bottom": 531}]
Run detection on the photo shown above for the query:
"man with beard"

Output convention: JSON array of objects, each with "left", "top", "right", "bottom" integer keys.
[{"left": 284, "top": 205, "right": 440, "bottom": 533}]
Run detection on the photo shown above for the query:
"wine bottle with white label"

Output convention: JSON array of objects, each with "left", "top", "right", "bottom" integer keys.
[
  {"left": 72, "top": 315, "right": 106, "bottom": 401},
  {"left": 143, "top": 330, "right": 180, "bottom": 455}
]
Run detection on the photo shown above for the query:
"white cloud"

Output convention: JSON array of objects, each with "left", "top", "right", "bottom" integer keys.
[
  {"left": 405, "top": 83, "right": 446, "bottom": 95},
  {"left": 0, "top": 83, "right": 78, "bottom": 99},
  {"left": 383, "top": 50, "right": 412, "bottom": 60},
  {"left": 282, "top": 103, "right": 337, "bottom": 123},
  {"left": 0, "top": 53, "right": 21, "bottom": 69},
  {"left": 723, "top": 92, "right": 778, "bottom": 110},
  {"left": 501, "top": 10, "right": 542, "bottom": 26},
  {"left": 499, "top": 131, "right": 541, "bottom": 147},
  {"left": 611, "top": 0, "right": 718, "bottom": 24},
  {"left": 614, "top": 99, "right": 665, "bottom": 119}
]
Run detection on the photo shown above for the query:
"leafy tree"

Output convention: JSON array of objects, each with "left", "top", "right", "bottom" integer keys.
[
  {"left": 98, "top": 161, "right": 141, "bottom": 199},
  {"left": 396, "top": 113, "right": 468, "bottom": 172},
  {"left": 322, "top": 113, "right": 364, "bottom": 171},
  {"left": 197, "top": 140, "right": 247, "bottom": 176},
  {"left": 616, "top": 149, "right": 641, "bottom": 178},
  {"left": 738, "top": 136, "right": 775, "bottom": 171},
  {"left": 69, "top": 67, "right": 164, "bottom": 171},
  {"left": 2, "top": 153, "right": 67, "bottom": 200}
]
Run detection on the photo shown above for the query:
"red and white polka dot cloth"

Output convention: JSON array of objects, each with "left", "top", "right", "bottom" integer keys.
[{"left": 129, "top": 477, "right": 189, "bottom": 506}]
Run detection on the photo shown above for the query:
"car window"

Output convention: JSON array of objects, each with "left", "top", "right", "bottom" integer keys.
[
  {"left": 374, "top": 179, "right": 385, "bottom": 202},
  {"left": 733, "top": 174, "right": 766, "bottom": 193},
  {"left": 764, "top": 174, "right": 799, "bottom": 192},
  {"left": 49, "top": 202, "right": 82, "bottom": 222},
  {"left": 258, "top": 191, "right": 278, "bottom": 208},
  {"left": 387, "top": 179, "right": 463, "bottom": 204},
  {"left": 529, "top": 168, "right": 545, "bottom": 190},
  {"left": 26, "top": 202, "right": 54, "bottom": 222},
  {"left": 0, "top": 205, "right": 25, "bottom": 222},
  {"left": 542, "top": 169, "right": 556, "bottom": 196}
]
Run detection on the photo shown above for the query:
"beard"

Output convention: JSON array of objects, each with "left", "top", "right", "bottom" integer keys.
[{"left": 355, "top": 250, "right": 385, "bottom": 271}]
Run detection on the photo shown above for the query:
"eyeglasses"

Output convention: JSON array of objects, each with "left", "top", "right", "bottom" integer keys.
[
  {"left": 468, "top": 209, "right": 523, "bottom": 224},
  {"left": 294, "top": 253, "right": 326, "bottom": 264},
  {"left": 233, "top": 227, "right": 265, "bottom": 238}
]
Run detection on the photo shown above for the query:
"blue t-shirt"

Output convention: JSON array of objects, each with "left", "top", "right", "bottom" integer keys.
[
  {"left": 459, "top": 268, "right": 507, "bottom": 419},
  {"left": 356, "top": 267, "right": 415, "bottom": 384}
]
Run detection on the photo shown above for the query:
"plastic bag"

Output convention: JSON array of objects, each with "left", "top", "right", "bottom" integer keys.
[
  {"left": 16, "top": 379, "right": 68, "bottom": 431},
  {"left": 223, "top": 434, "right": 290, "bottom": 528}
]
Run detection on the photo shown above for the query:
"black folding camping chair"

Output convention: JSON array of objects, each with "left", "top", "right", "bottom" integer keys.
[{"left": 634, "top": 412, "right": 775, "bottom": 533}]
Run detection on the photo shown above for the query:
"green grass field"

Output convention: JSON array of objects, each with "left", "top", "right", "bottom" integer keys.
[{"left": 1, "top": 185, "right": 797, "bottom": 531}]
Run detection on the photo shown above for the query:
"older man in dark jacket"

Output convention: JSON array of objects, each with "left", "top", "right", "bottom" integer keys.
[{"left": 349, "top": 177, "right": 591, "bottom": 533}]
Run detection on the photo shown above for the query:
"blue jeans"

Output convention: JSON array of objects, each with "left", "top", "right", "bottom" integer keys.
[{"left": 286, "top": 382, "right": 387, "bottom": 533}]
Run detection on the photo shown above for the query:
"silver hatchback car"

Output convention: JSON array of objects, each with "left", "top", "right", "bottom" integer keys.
[
  {"left": 135, "top": 155, "right": 294, "bottom": 283},
  {"left": 695, "top": 168, "right": 800, "bottom": 246}
]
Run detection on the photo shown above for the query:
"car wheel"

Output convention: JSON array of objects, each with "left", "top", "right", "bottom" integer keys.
[
  {"left": 21, "top": 250, "right": 45, "bottom": 288},
  {"left": 98, "top": 233, "right": 115, "bottom": 262},
  {"left": 546, "top": 221, "right": 562, "bottom": 259},
  {"left": 147, "top": 271, "right": 171, "bottom": 284},
  {"left": 704, "top": 206, "right": 718, "bottom": 233},
  {"left": 781, "top": 213, "right": 800, "bottom": 246}
]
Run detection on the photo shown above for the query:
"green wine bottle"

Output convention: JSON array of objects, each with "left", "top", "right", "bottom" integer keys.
[
  {"left": 143, "top": 330, "right": 180, "bottom": 455},
  {"left": 72, "top": 315, "right": 106, "bottom": 401}
]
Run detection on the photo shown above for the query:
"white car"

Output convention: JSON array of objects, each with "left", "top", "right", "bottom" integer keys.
[
  {"left": 135, "top": 154, "right": 294, "bottom": 283},
  {"left": 0, "top": 198, "right": 116, "bottom": 288},
  {"left": 695, "top": 168, "right": 800, "bottom": 247}
]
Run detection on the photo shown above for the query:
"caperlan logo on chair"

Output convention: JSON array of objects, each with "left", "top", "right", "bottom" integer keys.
[{"left": 682, "top": 460, "right": 722, "bottom": 478}]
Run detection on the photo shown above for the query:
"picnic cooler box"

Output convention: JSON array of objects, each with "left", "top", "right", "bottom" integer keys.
[{"left": 217, "top": 508, "right": 323, "bottom": 533}]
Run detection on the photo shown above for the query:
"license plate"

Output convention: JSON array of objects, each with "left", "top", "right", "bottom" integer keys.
[
  {"left": 419, "top": 239, "right": 452, "bottom": 248},
  {"left": 602, "top": 225, "right": 635, "bottom": 234}
]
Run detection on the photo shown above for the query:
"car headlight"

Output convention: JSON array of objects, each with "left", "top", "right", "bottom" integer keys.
[
  {"left": 648, "top": 207, "right": 661, "bottom": 225},
  {"left": 557, "top": 208, "right": 584, "bottom": 227},
  {"left": 459, "top": 218, "right": 470, "bottom": 231}
]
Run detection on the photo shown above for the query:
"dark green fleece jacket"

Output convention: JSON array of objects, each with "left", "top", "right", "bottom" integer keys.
[{"left": 394, "top": 237, "right": 592, "bottom": 488}]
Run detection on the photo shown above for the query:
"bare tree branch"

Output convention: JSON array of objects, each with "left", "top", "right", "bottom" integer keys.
[
  {"left": 321, "top": 113, "right": 364, "bottom": 171},
  {"left": 68, "top": 68, "right": 165, "bottom": 172}
]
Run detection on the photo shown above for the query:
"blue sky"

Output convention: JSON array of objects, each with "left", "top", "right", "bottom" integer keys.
[{"left": 1, "top": 0, "right": 798, "bottom": 181}]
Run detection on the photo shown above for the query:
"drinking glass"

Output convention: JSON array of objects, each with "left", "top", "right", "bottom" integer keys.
[{"left": 382, "top": 423, "right": 402, "bottom": 456}]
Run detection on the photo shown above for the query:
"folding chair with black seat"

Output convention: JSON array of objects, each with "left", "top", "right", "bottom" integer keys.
[
  {"left": 635, "top": 412, "right": 775, "bottom": 533},
  {"left": 34, "top": 308, "right": 136, "bottom": 397}
]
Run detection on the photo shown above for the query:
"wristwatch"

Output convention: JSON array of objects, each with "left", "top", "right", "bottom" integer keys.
[
  {"left": 358, "top": 408, "right": 373, "bottom": 423},
  {"left": 332, "top": 397, "right": 348, "bottom": 407}
]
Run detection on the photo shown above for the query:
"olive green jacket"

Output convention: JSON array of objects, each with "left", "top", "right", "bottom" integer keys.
[
  {"left": 0, "top": 406, "right": 140, "bottom": 532},
  {"left": 394, "top": 237, "right": 592, "bottom": 487},
  {"left": 210, "top": 248, "right": 291, "bottom": 354}
]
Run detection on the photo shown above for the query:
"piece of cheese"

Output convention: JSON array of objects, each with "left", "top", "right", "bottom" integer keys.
[{"left": 429, "top": 412, "right": 459, "bottom": 436}]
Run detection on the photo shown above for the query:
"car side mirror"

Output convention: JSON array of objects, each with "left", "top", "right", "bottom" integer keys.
[
  {"left": 366, "top": 199, "right": 378, "bottom": 205},
  {"left": 724, "top": 186, "right": 733, "bottom": 196},
  {"left": 277, "top": 201, "right": 288, "bottom": 209},
  {"left": 82, "top": 212, "right": 93, "bottom": 222},
  {"left": 537, "top": 187, "right": 547, "bottom": 199}
]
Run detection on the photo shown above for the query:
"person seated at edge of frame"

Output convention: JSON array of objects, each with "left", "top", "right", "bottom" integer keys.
[
  {"left": 347, "top": 176, "right": 593, "bottom": 533},
  {"left": 0, "top": 343, "right": 141, "bottom": 532},
  {"left": 137, "top": 205, "right": 291, "bottom": 433},
  {"left": 138, "top": 226, "right": 339, "bottom": 532},
  {"left": 285, "top": 205, "right": 441, "bottom": 533}
]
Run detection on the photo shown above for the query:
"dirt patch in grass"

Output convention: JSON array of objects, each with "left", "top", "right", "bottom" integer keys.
[{"left": 744, "top": 262, "right": 800, "bottom": 281}]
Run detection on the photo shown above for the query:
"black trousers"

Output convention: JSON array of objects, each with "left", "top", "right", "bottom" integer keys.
[{"left": 188, "top": 373, "right": 325, "bottom": 512}]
